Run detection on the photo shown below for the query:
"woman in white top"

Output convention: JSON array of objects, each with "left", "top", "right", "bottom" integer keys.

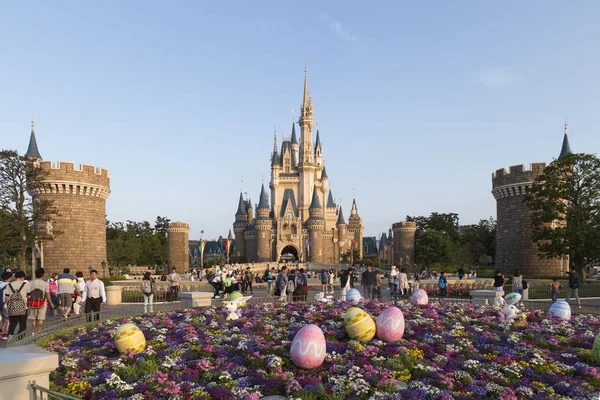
[
  {"left": 327, "top": 268, "right": 335, "bottom": 294},
  {"left": 398, "top": 268, "right": 409, "bottom": 298},
  {"left": 512, "top": 269, "right": 523, "bottom": 296},
  {"left": 390, "top": 266, "right": 399, "bottom": 297},
  {"left": 72, "top": 272, "right": 86, "bottom": 315}
]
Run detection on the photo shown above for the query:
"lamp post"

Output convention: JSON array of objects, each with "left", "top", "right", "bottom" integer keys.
[{"left": 200, "top": 230, "right": 205, "bottom": 270}]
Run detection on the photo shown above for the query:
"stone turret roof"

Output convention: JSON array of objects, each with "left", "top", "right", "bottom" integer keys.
[
  {"left": 315, "top": 130, "right": 321, "bottom": 149},
  {"left": 25, "top": 129, "right": 42, "bottom": 160},
  {"left": 257, "top": 183, "right": 269, "bottom": 210},
  {"left": 309, "top": 185, "right": 322, "bottom": 210},
  {"left": 279, "top": 189, "right": 298, "bottom": 217},
  {"left": 326, "top": 189, "right": 335, "bottom": 208},
  {"left": 271, "top": 149, "right": 280, "bottom": 167},
  {"left": 291, "top": 122, "right": 298, "bottom": 145},
  {"left": 559, "top": 133, "right": 572, "bottom": 159},
  {"left": 235, "top": 192, "right": 246, "bottom": 217},
  {"left": 336, "top": 207, "right": 346, "bottom": 225},
  {"left": 321, "top": 166, "right": 328, "bottom": 180}
]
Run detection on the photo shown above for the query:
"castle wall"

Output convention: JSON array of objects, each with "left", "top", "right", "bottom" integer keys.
[
  {"left": 168, "top": 222, "right": 190, "bottom": 270},
  {"left": 393, "top": 221, "right": 416, "bottom": 269},
  {"left": 233, "top": 227, "right": 246, "bottom": 260},
  {"left": 492, "top": 163, "right": 565, "bottom": 277},
  {"left": 308, "top": 228, "right": 323, "bottom": 263},
  {"left": 245, "top": 233, "right": 257, "bottom": 262},
  {"left": 256, "top": 226, "right": 272, "bottom": 262},
  {"left": 33, "top": 161, "right": 110, "bottom": 278}
]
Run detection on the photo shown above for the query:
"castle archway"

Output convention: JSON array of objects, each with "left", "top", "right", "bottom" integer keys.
[{"left": 280, "top": 245, "right": 299, "bottom": 261}]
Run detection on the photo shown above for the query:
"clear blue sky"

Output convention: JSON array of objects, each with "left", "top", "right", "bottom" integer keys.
[{"left": 2, "top": 1, "right": 599, "bottom": 240}]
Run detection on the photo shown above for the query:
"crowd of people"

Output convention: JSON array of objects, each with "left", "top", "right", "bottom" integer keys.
[{"left": 0, "top": 267, "right": 106, "bottom": 340}]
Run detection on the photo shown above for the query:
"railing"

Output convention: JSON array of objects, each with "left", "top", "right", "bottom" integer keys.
[
  {"left": 29, "top": 380, "right": 80, "bottom": 400},
  {"left": 5, "top": 301, "right": 183, "bottom": 348}
]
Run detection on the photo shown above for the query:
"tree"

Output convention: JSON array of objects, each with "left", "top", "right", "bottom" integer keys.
[
  {"left": 0, "top": 150, "right": 58, "bottom": 272},
  {"left": 526, "top": 152, "right": 600, "bottom": 281}
]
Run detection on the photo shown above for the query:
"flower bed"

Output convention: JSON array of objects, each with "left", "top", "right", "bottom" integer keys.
[{"left": 42, "top": 300, "right": 600, "bottom": 399}]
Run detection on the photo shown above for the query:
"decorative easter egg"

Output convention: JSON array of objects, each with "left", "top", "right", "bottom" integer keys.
[
  {"left": 344, "top": 307, "right": 376, "bottom": 343},
  {"left": 346, "top": 288, "right": 362, "bottom": 302},
  {"left": 376, "top": 307, "right": 405, "bottom": 342},
  {"left": 593, "top": 333, "right": 600, "bottom": 365},
  {"left": 114, "top": 323, "right": 146, "bottom": 354},
  {"left": 504, "top": 292, "right": 521, "bottom": 305},
  {"left": 548, "top": 300, "right": 571, "bottom": 321},
  {"left": 290, "top": 324, "right": 326, "bottom": 369},
  {"left": 410, "top": 289, "right": 428, "bottom": 305},
  {"left": 229, "top": 291, "right": 246, "bottom": 307}
]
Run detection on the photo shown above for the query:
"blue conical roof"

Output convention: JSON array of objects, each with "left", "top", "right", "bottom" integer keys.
[
  {"left": 257, "top": 183, "right": 269, "bottom": 210},
  {"left": 235, "top": 192, "right": 246, "bottom": 217},
  {"left": 326, "top": 190, "right": 335, "bottom": 208},
  {"left": 321, "top": 166, "right": 328, "bottom": 180},
  {"left": 559, "top": 133, "right": 572, "bottom": 159},
  {"left": 336, "top": 207, "right": 346, "bottom": 225},
  {"left": 25, "top": 129, "right": 42, "bottom": 160},
  {"left": 291, "top": 122, "right": 298, "bottom": 145},
  {"left": 309, "top": 185, "right": 322, "bottom": 210}
]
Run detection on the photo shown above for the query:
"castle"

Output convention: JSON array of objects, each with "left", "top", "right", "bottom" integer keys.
[
  {"left": 233, "top": 68, "right": 364, "bottom": 264},
  {"left": 25, "top": 121, "right": 111, "bottom": 277},
  {"left": 492, "top": 123, "right": 572, "bottom": 277}
]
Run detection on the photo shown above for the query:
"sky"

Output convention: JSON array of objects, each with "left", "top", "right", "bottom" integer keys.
[{"left": 1, "top": 1, "right": 600, "bottom": 240}]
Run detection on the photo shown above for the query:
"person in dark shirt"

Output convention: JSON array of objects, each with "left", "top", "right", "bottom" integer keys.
[
  {"left": 493, "top": 270, "right": 505, "bottom": 292},
  {"left": 565, "top": 266, "right": 581, "bottom": 309},
  {"left": 361, "top": 265, "right": 377, "bottom": 299}
]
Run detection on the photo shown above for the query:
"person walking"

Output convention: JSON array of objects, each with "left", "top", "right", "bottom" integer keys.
[
  {"left": 512, "top": 269, "right": 523, "bottom": 296},
  {"left": 327, "top": 268, "right": 335, "bottom": 294},
  {"left": 141, "top": 272, "right": 154, "bottom": 313},
  {"left": 565, "top": 266, "right": 581, "bottom": 309},
  {"left": 72, "top": 272, "right": 86, "bottom": 315},
  {"left": 5, "top": 271, "right": 29, "bottom": 337},
  {"left": 550, "top": 278, "right": 562, "bottom": 303},
  {"left": 493, "top": 270, "right": 505, "bottom": 292},
  {"left": 361, "top": 265, "right": 376, "bottom": 299},
  {"left": 276, "top": 266, "right": 288, "bottom": 303},
  {"left": 246, "top": 267, "right": 254, "bottom": 294},
  {"left": 27, "top": 268, "right": 54, "bottom": 335},
  {"left": 340, "top": 268, "right": 355, "bottom": 300},
  {"left": 264, "top": 267, "right": 274, "bottom": 296},
  {"left": 0, "top": 271, "right": 12, "bottom": 339},
  {"left": 168, "top": 267, "right": 180, "bottom": 301},
  {"left": 319, "top": 269, "right": 328, "bottom": 293},
  {"left": 48, "top": 273, "right": 59, "bottom": 316},
  {"left": 81, "top": 270, "right": 106, "bottom": 322},
  {"left": 374, "top": 271, "right": 382, "bottom": 300},
  {"left": 398, "top": 268, "right": 409, "bottom": 298},
  {"left": 296, "top": 268, "right": 308, "bottom": 301},
  {"left": 57, "top": 268, "right": 76, "bottom": 319},
  {"left": 438, "top": 271, "right": 447, "bottom": 298}
]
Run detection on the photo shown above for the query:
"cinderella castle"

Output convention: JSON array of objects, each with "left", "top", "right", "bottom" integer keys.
[{"left": 233, "top": 68, "right": 364, "bottom": 264}]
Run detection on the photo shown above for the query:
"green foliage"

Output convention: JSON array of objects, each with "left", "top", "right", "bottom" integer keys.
[
  {"left": 116, "top": 357, "right": 159, "bottom": 379},
  {"left": 106, "top": 216, "right": 170, "bottom": 272},
  {"left": 100, "top": 278, "right": 113, "bottom": 287},
  {"left": 526, "top": 153, "right": 600, "bottom": 280}
]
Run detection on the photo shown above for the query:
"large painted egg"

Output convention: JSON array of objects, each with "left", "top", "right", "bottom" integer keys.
[
  {"left": 376, "top": 307, "right": 405, "bottom": 342},
  {"left": 346, "top": 288, "right": 362, "bottom": 302},
  {"left": 593, "top": 333, "right": 600, "bottom": 365},
  {"left": 229, "top": 291, "right": 246, "bottom": 307},
  {"left": 411, "top": 289, "right": 428, "bottom": 305},
  {"left": 548, "top": 300, "right": 571, "bottom": 321},
  {"left": 290, "top": 324, "right": 326, "bottom": 369},
  {"left": 344, "top": 307, "right": 376, "bottom": 343},
  {"left": 114, "top": 323, "right": 146, "bottom": 354},
  {"left": 504, "top": 292, "right": 521, "bottom": 305}
]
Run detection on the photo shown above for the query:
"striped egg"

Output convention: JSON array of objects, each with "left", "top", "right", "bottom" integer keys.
[
  {"left": 411, "top": 288, "right": 428, "bottom": 305},
  {"left": 376, "top": 307, "right": 405, "bottom": 342},
  {"left": 290, "top": 324, "right": 326, "bottom": 369},
  {"left": 344, "top": 307, "right": 376, "bottom": 343},
  {"left": 346, "top": 288, "right": 362, "bottom": 302},
  {"left": 114, "top": 323, "right": 146, "bottom": 354},
  {"left": 593, "top": 333, "right": 600, "bottom": 365},
  {"left": 548, "top": 300, "right": 571, "bottom": 321}
]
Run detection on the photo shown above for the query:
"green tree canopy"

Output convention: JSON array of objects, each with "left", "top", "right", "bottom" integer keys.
[{"left": 526, "top": 152, "right": 600, "bottom": 280}]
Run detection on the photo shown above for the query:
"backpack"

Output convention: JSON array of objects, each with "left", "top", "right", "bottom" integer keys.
[
  {"left": 8, "top": 283, "right": 27, "bottom": 316},
  {"left": 142, "top": 280, "right": 153, "bottom": 295},
  {"left": 48, "top": 280, "right": 58, "bottom": 294},
  {"left": 522, "top": 280, "right": 528, "bottom": 290},
  {"left": 28, "top": 287, "right": 46, "bottom": 309}
]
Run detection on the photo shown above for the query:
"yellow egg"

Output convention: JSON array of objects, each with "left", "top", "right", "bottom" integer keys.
[
  {"left": 344, "top": 307, "right": 376, "bottom": 343},
  {"left": 114, "top": 323, "right": 146, "bottom": 354}
]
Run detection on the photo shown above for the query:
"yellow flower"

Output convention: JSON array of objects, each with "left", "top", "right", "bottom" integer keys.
[{"left": 406, "top": 349, "right": 424, "bottom": 359}]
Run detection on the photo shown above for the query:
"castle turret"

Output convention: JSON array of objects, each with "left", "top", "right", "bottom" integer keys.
[
  {"left": 25, "top": 119, "right": 42, "bottom": 161},
  {"left": 320, "top": 165, "right": 329, "bottom": 194},
  {"left": 233, "top": 192, "right": 248, "bottom": 260},
  {"left": 306, "top": 185, "right": 324, "bottom": 262},
  {"left": 246, "top": 199, "right": 253, "bottom": 223},
  {"left": 168, "top": 222, "right": 190, "bottom": 271},
  {"left": 337, "top": 205, "right": 347, "bottom": 243},
  {"left": 314, "top": 130, "right": 323, "bottom": 166},
  {"left": 299, "top": 65, "right": 314, "bottom": 165},
  {"left": 291, "top": 122, "right": 299, "bottom": 166},
  {"left": 348, "top": 197, "right": 364, "bottom": 259},
  {"left": 255, "top": 183, "right": 272, "bottom": 262},
  {"left": 559, "top": 121, "right": 572, "bottom": 159},
  {"left": 392, "top": 221, "right": 416, "bottom": 270}
]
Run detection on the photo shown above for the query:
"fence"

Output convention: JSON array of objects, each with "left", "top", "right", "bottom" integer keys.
[
  {"left": 5, "top": 302, "right": 183, "bottom": 349},
  {"left": 29, "top": 381, "right": 79, "bottom": 400}
]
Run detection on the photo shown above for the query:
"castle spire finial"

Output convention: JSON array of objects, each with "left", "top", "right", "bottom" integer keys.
[
  {"left": 292, "top": 109, "right": 295, "bottom": 122},
  {"left": 302, "top": 60, "right": 310, "bottom": 114},
  {"left": 31, "top": 115, "right": 34, "bottom": 132},
  {"left": 564, "top": 118, "right": 568, "bottom": 135},
  {"left": 273, "top": 127, "right": 277, "bottom": 153}
]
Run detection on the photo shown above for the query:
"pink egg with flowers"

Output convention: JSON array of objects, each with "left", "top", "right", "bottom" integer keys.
[
  {"left": 376, "top": 307, "right": 405, "bottom": 342},
  {"left": 411, "top": 288, "right": 428, "bottom": 305},
  {"left": 290, "top": 324, "right": 326, "bottom": 369}
]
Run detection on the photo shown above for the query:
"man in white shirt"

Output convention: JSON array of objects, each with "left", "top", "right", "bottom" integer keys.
[
  {"left": 168, "top": 267, "right": 180, "bottom": 301},
  {"left": 81, "top": 270, "right": 106, "bottom": 322}
]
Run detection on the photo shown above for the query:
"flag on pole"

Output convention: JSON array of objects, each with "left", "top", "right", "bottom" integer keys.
[
  {"left": 306, "top": 238, "right": 310, "bottom": 257},
  {"left": 351, "top": 239, "right": 355, "bottom": 250},
  {"left": 198, "top": 240, "right": 206, "bottom": 255},
  {"left": 223, "top": 239, "right": 230, "bottom": 254}
]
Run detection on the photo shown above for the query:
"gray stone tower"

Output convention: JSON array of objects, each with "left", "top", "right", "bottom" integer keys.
[
  {"left": 168, "top": 222, "right": 190, "bottom": 270},
  {"left": 392, "top": 221, "right": 417, "bottom": 269},
  {"left": 255, "top": 183, "right": 272, "bottom": 262},
  {"left": 306, "top": 185, "right": 324, "bottom": 262},
  {"left": 233, "top": 192, "right": 248, "bottom": 260}
]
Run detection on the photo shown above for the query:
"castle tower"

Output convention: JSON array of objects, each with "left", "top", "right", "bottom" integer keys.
[
  {"left": 298, "top": 66, "right": 314, "bottom": 166},
  {"left": 348, "top": 198, "right": 364, "bottom": 259},
  {"left": 314, "top": 130, "right": 323, "bottom": 166},
  {"left": 168, "top": 222, "right": 190, "bottom": 270},
  {"left": 306, "top": 185, "right": 324, "bottom": 262},
  {"left": 25, "top": 119, "right": 42, "bottom": 161},
  {"left": 324, "top": 188, "right": 336, "bottom": 231},
  {"left": 244, "top": 225, "right": 257, "bottom": 262},
  {"left": 233, "top": 192, "right": 248, "bottom": 260},
  {"left": 392, "top": 221, "right": 416, "bottom": 269},
  {"left": 336, "top": 205, "right": 348, "bottom": 261},
  {"left": 30, "top": 149, "right": 111, "bottom": 277},
  {"left": 255, "top": 183, "right": 273, "bottom": 262},
  {"left": 291, "top": 123, "right": 299, "bottom": 166}
]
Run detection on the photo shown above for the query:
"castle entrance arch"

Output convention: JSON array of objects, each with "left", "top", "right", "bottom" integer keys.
[{"left": 280, "top": 245, "right": 299, "bottom": 262}]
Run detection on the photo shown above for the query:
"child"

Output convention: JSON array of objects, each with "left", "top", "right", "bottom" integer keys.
[
  {"left": 438, "top": 271, "right": 447, "bottom": 297},
  {"left": 550, "top": 278, "right": 562, "bottom": 303}
]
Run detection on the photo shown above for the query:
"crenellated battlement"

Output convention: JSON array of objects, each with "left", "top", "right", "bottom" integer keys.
[
  {"left": 491, "top": 162, "right": 547, "bottom": 188},
  {"left": 392, "top": 221, "right": 416, "bottom": 231},
  {"left": 35, "top": 160, "right": 110, "bottom": 190}
]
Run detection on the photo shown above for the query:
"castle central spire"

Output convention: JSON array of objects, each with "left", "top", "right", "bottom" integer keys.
[{"left": 298, "top": 63, "right": 314, "bottom": 165}]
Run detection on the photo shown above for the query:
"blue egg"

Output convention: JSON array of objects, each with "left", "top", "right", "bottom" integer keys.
[{"left": 346, "top": 288, "right": 362, "bottom": 302}]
